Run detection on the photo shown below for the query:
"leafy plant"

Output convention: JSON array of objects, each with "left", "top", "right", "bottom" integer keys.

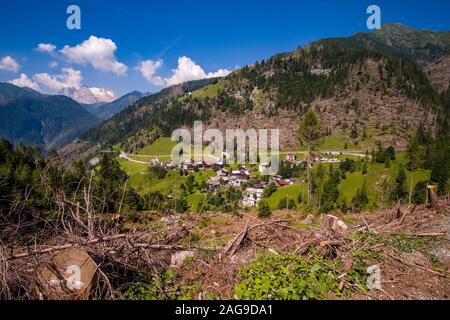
[{"left": 234, "top": 253, "right": 367, "bottom": 300}]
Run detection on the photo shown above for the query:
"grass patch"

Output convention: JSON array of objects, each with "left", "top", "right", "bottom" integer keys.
[
  {"left": 339, "top": 152, "right": 430, "bottom": 203},
  {"left": 191, "top": 81, "right": 224, "bottom": 99},
  {"left": 267, "top": 184, "right": 306, "bottom": 210},
  {"left": 138, "top": 137, "right": 177, "bottom": 156}
]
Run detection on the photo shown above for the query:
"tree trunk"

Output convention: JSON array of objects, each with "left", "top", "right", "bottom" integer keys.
[
  {"left": 408, "top": 171, "right": 414, "bottom": 204},
  {"left": 307, "top": 144, "right": 311, "bottom": 205},
  {"left": 427, "top": 185, "right": 439, "bottom": 209}
]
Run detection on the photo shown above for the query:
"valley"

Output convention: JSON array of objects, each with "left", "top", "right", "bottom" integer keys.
[{"left": 1, "top": 22, "right": 449, "bottom": 301}]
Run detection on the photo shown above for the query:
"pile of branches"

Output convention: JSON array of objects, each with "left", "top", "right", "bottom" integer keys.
[
  {"left": 0, "top": 217, "right": 208, "bottom": 300},
  {"left": 1, "top": 176, "right": 448, "bottom": 300},
  {"left": 0, "top": 159, "right": 211, "bottom": 300},
  {"left": 191, "top": 199, "right": 449, "bottom": 299}
]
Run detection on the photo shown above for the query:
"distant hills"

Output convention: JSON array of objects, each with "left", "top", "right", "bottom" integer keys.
[
  {"left": 0, "top": 82, "right": 151, "bottom": 150},
  {"left": 0, "top": 83, "right": 100, "bottom": 150}
]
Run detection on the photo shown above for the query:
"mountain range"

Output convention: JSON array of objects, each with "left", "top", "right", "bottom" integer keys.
[
  {"left": 1, "top": 24, "right": 449, "bottom": 158},
  {"left": 0, "top": 83, "right": 147, "bottom": 150},
  {"left": 0, "top": 83, "right": 100, "bottom": 150},
  {"left": 72, "top": 23, "right": 449, "bottom": 162}
]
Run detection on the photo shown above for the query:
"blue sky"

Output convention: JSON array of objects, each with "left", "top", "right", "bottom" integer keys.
[{"left": 1, "top": 0, "right": 449, "bottom": 97}]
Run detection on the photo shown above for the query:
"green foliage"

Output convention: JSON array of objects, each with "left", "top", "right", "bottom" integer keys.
[
  {"left": 278, "top": 161, "right": 304, "bottom": 179},
  {"left": 392, "top": 166, "right": 407, "bottom": 202},
  {"left": 235, "top": 255, "right": 336, "bottom": 300},
  {"left": 299, "top": 110, "right": 323, "bottom": 149},
  {"left": 288, "top": 199, "right": 296, "bottom": 210},
  {"left": 429, "top": 138, "right": 450, "bottom": 195},
  {"left": 123, "top": 269, "right": 178, "bottom": 300},
  {"left": 277, "top": 197, "right": 296, "bottom": 210},
  {"left": 350, "top": 122, "right": 358, "bottom": 139},
  {"left": 320, "top": 166, "right": 341, "bottom": 212},
  {"left": 258, "top": 201, "right": 272, "bottom": 219},
  {"left": 340, "top": 158, "right": 356, "bottom": 173},
  {"left": 352, "top": 180, "right": 369, "bottom": 210},
  {"left": 374, "top": 144, "right": 396, "bottom": 164},
  {"left": 97, "top": 152, "right": 129, "bottom": 212},
  {"left": 412, "top": 180, "right": 428, "bottom": 204},
  {"left": 196, "top": 187, "right": 243, "bottom": 213},
  {"left": 362, "top": 162, "right": 368, "bottom": 175},
  {"left": 262, "top": 182, "right": 277, "bottom": 198},
  {"left": 376, "top": 232, "right": 434, "bottom": 253},
  {"left": 147, "top": 165, "right": 167, "bottom": 180},
  {"left": 234, "top": 254, "right": 368, "bottom": 300}
]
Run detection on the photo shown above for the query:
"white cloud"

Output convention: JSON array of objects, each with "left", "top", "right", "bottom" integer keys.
[
  {"left": 35, "top": 43, "right": 57, "bottom": 55},
  {"left": 49, "top": 61, "right": 58, "bottom": 68},
  {"left": 0, "top": 56, "right": 21, "bottom": 72},
  {"left": 60, "top": 36, "right": 127, "bottom": 75},
  {"left": 138, "top": 56, "right": 231, "bottom": 87},
  {"left": 34, "top": 68, "right": 83, "bottom": 91},
  {"left": 136, "top": 59, "right": 165, "bottom": 86},
  {"left": 8, "top": 73, "right": 40, "bottom": 91}
]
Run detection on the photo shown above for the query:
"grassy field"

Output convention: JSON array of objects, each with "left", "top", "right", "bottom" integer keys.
[
  {"left": 339, "top": 152, "right": 430, "bottom": 204},
  {"left": 298, "top": 128, "right": 381, "bottom": 152},
  {"left": 265, "top": 152, "right": 430, "bottom": 211},
  {"left": 118, "top": 135, "right": 430, "bottom": 212},
  {"left": 118, "top": 158, "right": 148, "bottom": 176},
  {"left": 191, "top": 81, "right": 224, "bottom": 99},
  {"left": 131, "top": 137, "right": 217, "bottom": 162},
  {"left": 267, "top": 184, "right": 307, "bottom": 210},
  {"left": 137, "top": 137, "right": 177, "bottom": 156},
  {"left": 125, "top": 165, "right": 216, "bottom": 197}
]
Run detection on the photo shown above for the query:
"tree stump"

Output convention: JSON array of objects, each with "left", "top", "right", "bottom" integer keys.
[
  {"left": 427, "top": 185, "right": 439, "bottom": 209},
  {"left": 37, "top": 248, "right": 98, "bottom": 300}
]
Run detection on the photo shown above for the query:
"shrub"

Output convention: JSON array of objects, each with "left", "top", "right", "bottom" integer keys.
[{"left": 234, "top": 254, "right": 366, "bottom": 300}]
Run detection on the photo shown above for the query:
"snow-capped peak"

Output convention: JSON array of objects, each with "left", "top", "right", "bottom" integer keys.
[{"left": 59, "top": 85, "right": 118, "bottom": 104}]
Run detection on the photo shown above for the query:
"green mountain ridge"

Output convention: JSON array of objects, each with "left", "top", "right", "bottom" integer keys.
[
  {"left": 0, "top": 83, "right": 101, "bottom": 150},
  {"left": 351, "top": 23, "right": 450, "bottom": 63},
  {"left": 73, "top": 23, "right": 449, "bottom": 159}
]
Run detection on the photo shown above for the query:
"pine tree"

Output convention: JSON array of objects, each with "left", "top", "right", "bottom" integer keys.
[
  {"left": 350, "top": 122, "right": 358, "bottom": 139},
  {"left": 362, "top": 162, "right": 368, "bottom": 175},
  {"left": 258, "top": 201, "right": 272, "bottom": 219},
  {"left": 406, "top": 136, "right": 425, "bottom": 203},
  {"left": 384, "top": 157, "right": 391, "bottom": 168},
  {"left": 352, "top": 180, "right": 369, "bottom": 210},
  {"left": 299, "top": 110, "right": 322, "bottom": 205},
  {"left": 393, "top": 166, "right": 407, "bottom": 202}
]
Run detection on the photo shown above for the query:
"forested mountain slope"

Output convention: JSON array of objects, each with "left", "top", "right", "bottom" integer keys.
[
  {"left": 63, "top": 24, "right": 450, "bottom": 159},
  {"left": 0, "top": 83, "right": 100, "bottom": 151}
]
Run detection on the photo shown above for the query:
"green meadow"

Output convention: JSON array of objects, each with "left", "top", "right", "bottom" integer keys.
[
  {"left": 267, "top": 184, "right": 307, "bottom": 210},
  {"left": 118, "top": 136, "right": 430, "bottom": 212}
]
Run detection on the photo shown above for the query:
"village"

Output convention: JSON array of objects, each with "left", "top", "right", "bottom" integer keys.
[{"left": 137, "top": 152, "right": 342, "bottom": 208}]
